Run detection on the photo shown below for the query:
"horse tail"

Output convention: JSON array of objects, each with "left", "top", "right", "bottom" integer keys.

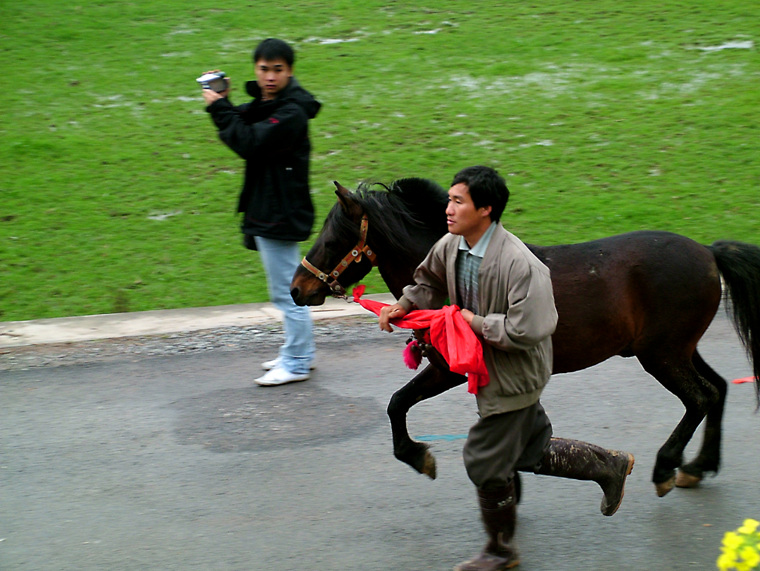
[{"left": 709, "top": 240, "right": 760, "bottom": 406}]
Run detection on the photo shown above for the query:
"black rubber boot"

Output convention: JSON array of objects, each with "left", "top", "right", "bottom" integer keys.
[
  {"left": 454, "top": 480, "right": 520, "bottom": 570},
  {"left": 535, "top": 437, "right": 635, "bottom": 516}
]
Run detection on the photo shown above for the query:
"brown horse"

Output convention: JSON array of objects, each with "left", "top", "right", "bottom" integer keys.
[{"left": 290, "top": 178, "right": 760, "bottom": 497}]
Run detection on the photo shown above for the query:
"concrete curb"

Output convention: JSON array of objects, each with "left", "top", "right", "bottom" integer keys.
[{"left": 0, "top": 293, "right": 396, "bottom": 348}]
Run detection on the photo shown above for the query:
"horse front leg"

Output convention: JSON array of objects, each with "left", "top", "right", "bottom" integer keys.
[{"left": 387, "top": 363, "right": 466, "bottom": 479}]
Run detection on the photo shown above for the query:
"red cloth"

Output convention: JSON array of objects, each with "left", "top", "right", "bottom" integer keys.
[
  {"left": 352, "top": 285, "right": 489, "bottom": 394},
  {"left": 732, "top": 376, "right": 757, "bottom": 384}
]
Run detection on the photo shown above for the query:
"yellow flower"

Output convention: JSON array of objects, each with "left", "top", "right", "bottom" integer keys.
[
  {"left": 740, "top": 546, "right": 760, "bottom": 568},
  {"left": 739, "top": 520, "right": 760, "bottom": 535},
  {"left": 718, "top": 520, "right": 760, "bottom": 570},
  {"left": 724, "top": 532, "right": 744, "bottom": 550},
  {"left": 718, "top": 552, "right": 737, "bottom": 570}
]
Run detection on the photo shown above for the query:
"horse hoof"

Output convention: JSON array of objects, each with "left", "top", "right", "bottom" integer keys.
[
  {"left": 655, "top": 476, "right": 675, "bottom": 497},
  {"left": 675, "top": 470, "right": 702, "bottom": 488},
  {"left": 422, "top": 449, "right": 437, "bottom": 480}
]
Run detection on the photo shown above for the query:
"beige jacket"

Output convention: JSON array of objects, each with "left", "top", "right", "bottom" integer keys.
[{"left": 398, "top": 224, "right": 558, "bottom": 417}]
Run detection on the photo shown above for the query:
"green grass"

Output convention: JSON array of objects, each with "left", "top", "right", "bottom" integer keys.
[{"left": 1, "top": 1, "right": 759, "bottom": 321}]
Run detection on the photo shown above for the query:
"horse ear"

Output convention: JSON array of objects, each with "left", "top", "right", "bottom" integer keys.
[
  {"left": 334, "top": 180, "right": 350, "bottom": 198},
  {"left": 334, "top": 181, "right": 362, "bottom": 217}
]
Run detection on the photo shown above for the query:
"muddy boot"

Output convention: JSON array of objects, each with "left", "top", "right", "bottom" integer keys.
[
  {"left": 535, "top": 438, "right": 635, "bottom": 516},
  {"left": 454, "top": 481, "right": 520, "bottom": 571}
]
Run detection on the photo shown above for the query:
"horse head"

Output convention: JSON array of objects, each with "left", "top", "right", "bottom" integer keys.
[{"left": 291, "top": 181, "right": 378, "bottom": 306}]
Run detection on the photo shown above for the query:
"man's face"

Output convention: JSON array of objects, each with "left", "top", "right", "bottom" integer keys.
[
  {"left": 255, "top": 57, "right": 292, "bottom": 99},
  {"left": 445, "top": 183, "right": 492, "bottom": 238}
]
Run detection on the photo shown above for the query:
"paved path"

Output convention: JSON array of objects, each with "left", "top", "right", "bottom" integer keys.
[
  {"left": 0, "top": 294, "right": 396, "bottom": 348},
  {"left": 1, "top": 300, "right": 758, "bottom": 570}
]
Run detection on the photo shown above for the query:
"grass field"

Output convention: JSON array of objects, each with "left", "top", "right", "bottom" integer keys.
[{"left": 1, "top": 1, "right": 758, "bottom": 321}]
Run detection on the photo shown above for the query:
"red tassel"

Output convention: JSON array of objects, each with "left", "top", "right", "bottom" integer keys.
[{"left": 403, "top": 339, "right": 423, "bottom": 370}]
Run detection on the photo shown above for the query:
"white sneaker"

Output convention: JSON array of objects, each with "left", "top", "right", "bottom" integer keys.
[
  {"left": 254, "top": 366, "right": 310, "bottom": 386},
  {"left": 262, "top": 357, "right": 315, "bottom": 371},
  {"left": 261, "top": 357, "right": 281, "bottom": 371}
]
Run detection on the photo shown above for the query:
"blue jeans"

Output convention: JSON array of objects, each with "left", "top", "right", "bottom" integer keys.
[{"left": 254, "top": 236, "right": 315, "bottom": 374}]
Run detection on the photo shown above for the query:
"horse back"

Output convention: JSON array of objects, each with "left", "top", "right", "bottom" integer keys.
[{"left": 528, "top": 231, "right": 722, "bottom": 374}]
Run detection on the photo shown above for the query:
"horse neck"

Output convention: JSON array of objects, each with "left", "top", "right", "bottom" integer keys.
[
  {"left": 377, "top": 263, "right": 416, "bottom": 300},
  {"left": 370, "top": 229, "right": 441, "bottom": 300},
  {"left": 364, "top": 195, "right": 447, "bottom": 300}
]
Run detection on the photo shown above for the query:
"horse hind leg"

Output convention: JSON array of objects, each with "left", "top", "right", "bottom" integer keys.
[
  {"left": 675, "top": 350, "right": 727, "bottom": 488},
  {"left": 638, "top": 352, "right": 721, "bottom": 497}
]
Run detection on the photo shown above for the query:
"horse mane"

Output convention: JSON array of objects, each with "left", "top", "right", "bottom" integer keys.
[
  {"left": 353, "top": 177, "right": 448, "bottom": 255},
  {"left": 384, "top": 177, "right": 449, "bottom": 234},
  {"left": 320, "top": 177, "right": 447, "bottom": 267}
]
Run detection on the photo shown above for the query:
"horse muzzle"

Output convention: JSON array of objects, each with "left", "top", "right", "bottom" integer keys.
[{"left": 290, "top": 268, "right": 329, "bottom": 306}]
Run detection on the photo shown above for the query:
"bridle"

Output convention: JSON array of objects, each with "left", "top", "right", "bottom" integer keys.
[{"left": 300, "top": 214, "right": 377, "bottom": 298}]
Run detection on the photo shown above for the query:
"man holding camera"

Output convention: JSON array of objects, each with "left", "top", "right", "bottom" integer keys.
[{"left": 202, "top": 38, "right": 321, "bottom": 386}]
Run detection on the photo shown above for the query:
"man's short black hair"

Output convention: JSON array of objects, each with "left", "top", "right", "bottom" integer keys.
[
  {"left": 253, "top": 38, "right": 295, "bottom": 67},
  {"left": 451, "top": 165, "right": 509, "bottom": 222}
]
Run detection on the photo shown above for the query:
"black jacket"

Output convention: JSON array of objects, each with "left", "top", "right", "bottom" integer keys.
[{"left": 206, "top": 78, "right": 321, "bottom": 241}]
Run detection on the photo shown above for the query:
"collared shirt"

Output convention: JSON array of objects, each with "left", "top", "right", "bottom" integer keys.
[{"left": 456, "top": 221, "right": 498, "bottom": 314}]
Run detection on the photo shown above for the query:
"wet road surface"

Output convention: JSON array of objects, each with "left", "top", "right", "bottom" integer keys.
[{"left": 2, "top": 311, "right": 758, "bottom": 570}]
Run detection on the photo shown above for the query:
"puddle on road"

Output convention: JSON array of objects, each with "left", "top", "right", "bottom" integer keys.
[{"left": 171, "top": 384, "right": 384, "bottom": 452}]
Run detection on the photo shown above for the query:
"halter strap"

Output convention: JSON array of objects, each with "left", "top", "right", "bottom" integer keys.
[{"left": 300, "top": 214, "right": 376, "bottom": 298}]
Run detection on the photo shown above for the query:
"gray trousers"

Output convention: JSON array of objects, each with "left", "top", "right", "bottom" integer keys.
[{"left": 463, "top": 401, "right": 553, "bottom": 489}]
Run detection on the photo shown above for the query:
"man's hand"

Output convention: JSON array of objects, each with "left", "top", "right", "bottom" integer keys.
[
  {"left": 460, "top": 308, "right": 475, "bottom": 326},
  {"left": 202, "top": 89, "right": 225, "bottom": 105},
  {"left": 201, "top": 70, "right": 230, "bottom": 105},
  {"left": 379, "top": 303, "right": 407, "bottom": 332}
]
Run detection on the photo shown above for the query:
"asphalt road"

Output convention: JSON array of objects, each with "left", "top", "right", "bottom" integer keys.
[{"left": 1, "top": 308, "right": 758, "bottom": 570}]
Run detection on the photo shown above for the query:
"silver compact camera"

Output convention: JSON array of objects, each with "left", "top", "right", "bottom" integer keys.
[{"left": 196, "top": 71, "right": 229, "bottom": 93}]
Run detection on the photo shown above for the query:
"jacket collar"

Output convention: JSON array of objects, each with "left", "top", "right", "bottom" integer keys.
[{"left": 458, "top": 221, "right": 499, "bottom": 258}]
